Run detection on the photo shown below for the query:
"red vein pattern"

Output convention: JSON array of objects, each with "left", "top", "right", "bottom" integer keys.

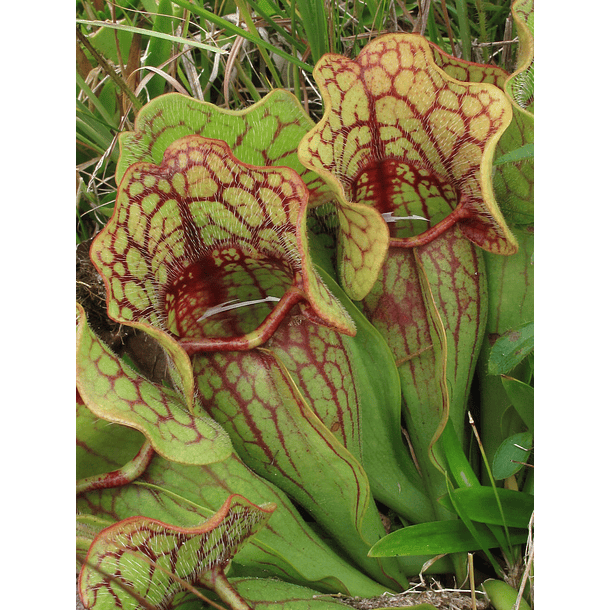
[
  {"left": 115, "top": 90, "right": 334, "bottom": 207},
  {"left": 76, "top": 445, "right": 391, "bottom": 597},
  {"left": 299, "top": 33, "right": 517, "bottom": 256},
  {"left": 79, "top": 494, "right": 275, "bottom": 609},
  {"left": 91, "top": 136, "right": 355, "bottom": 354},
  {"left": 360, "top": 225, "right": 488, "bottom": 519},
  {"left": 76, "top": 303, "right": 232, "bottom": 466},
  {"left": 191, "top": 348, "right": 406, "bottom": 589}
]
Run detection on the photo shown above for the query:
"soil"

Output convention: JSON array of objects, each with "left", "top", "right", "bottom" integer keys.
[
  {"left": 76, "top": 239, "right": 172, "bottom": 386},
  {"left": 333, "top": 586, "right": 490, "bottom": 609}
]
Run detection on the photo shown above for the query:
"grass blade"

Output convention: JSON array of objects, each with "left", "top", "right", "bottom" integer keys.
[
  {"left": 368, "top": 519, "right": 527, "bottom": 557},
  {"left": 296, "top": 0, "right": 330, "bottom": 63},
  {"left": 170, "top": 0, "right": 312, "bottom": 72},
  {"left": 455, "top": 0, "right": 472, "bottom": 61},
  {"left": 76, "top": 19, "right": 228, "bottom": 56},
  {"left": 438, "top": 487, "right": 534, "bottom": 528}
]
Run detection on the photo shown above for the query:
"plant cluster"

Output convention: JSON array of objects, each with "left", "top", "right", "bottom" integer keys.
[{"left": 76, "top": 1, "right": 534, "bottom": 609}]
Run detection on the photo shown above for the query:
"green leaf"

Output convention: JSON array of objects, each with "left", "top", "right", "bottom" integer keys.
[
  {"left": 439, "top": 423, "right": 518, "bottom": 570},
  {"left": 76, "top": 397, "right": 153, "bottom": 498},
  {"left": 493, "top": 142, "right": 534, "bottom": 166},
  {"left": 437, "top": 487, "right": 533, "bottom": 528},
  {"left": 254, "top": 0, "right": 281, "bottom": 14},
  {"left": 440, "top": 420, "right": 480, "bottom": 489},
  {"left": 76, "top": 73, "right": 118, "bottom": 129},
  {"left": 193, "top": 348, "right": 408, "bottom": 589},
  {"left": 200, "top": 577, "right": 359, "bottom": 609},
  {"left": 77, "top": 514, "right": 114, "bottom": 571},
  {"left": 79, "top": 19, "right": 134, "bottom": 65},
  {"left": 115, "top": 89, "right": 324, "bottom": 191},
  {"left": 78, "top": 494, "right": 275, "bottom": 609},
  {"left": 492, "top": 432, "right": 533, "bottom": 480},
  {"left": 483, "top": 579, "right": 532, "bottom": 610},
  {"left": 478, "top": 226, "right": 534, "bottom": 466},
  {"left": 488, "top": 321, "right": 534, "bottom": 375},
  {"left": 443, "top": 477, "right": 505, "bottom": 575},
  {"left": 455, "top": 0, "right": 472, "bottom": 61},
  {"left": 76, "top": 400, "right": 145, "bottom": 480},
  {"left": 493, "top": 0, "right": 534, "bottom": 224},
  {"left": 76, "top": 19, "right": 226, "bottom": 57},
  {"left": 144, "top": 0, "right": 180, "bottom": 99},
  {"left": 493, "top": 111, "right": 534, "bottom": 224},
  {"left": 76, "top": 303, "right": 233, "bottom": 466},
  {"left": 77, "top": 404, "right": 389, "bottom": 597},
  {"left": 501, "top": 376, "right": 534, "bottom": 431},
  {"left": 294, "top": 0, "right": 329, "bottom": 63},
  {"left": 266, "top": 266, "right": 434, "bottom": 526},
  {"left": 342, "top": 272, "right": 435, "bottom": 520},
  {"left": 368, "top": 519, "right": 527, "bottom": 557}
]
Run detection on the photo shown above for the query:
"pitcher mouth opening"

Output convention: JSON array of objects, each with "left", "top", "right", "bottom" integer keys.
[
  {"left": 162, "top": 243, "right": 296, "bottom": 341},
  {"left": 351, "top": 158, "right": 472, "bottom": 248}
]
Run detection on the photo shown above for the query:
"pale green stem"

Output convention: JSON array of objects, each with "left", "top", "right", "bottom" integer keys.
[{"left": 202, "top": 567, "right": 253, "bottom": 610}]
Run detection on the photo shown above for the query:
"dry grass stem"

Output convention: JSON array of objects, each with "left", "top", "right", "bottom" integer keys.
[
  {"left": 515, "top": 512, "right": 534, "bottom": 609},
  {"left": 339, "top": 584, "right": 489, "bottom": 609}
]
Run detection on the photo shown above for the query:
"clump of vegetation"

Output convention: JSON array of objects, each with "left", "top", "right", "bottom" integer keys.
[{"left": 76, "top": 2, "right": 533, "bottom": 608}]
